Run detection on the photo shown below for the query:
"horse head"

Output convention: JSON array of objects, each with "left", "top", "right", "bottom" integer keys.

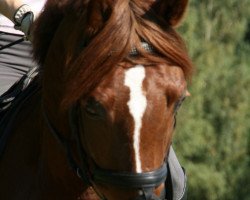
[{"left": 33, "top": 0, "right": 192, "bottom": 199}]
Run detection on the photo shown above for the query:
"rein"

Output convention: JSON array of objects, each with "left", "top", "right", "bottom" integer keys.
[
  {"left": 0, "top": 35, "right": 25, "bottom": 51},
  {"left": 42, "top": 103, "right": 168, "bottom": 200}
]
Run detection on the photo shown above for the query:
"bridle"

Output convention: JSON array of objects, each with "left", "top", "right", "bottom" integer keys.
[
  {"left": 43, "top": 102, "right": 169, "bottom": 200},
  {"left": 42, "top": 42, "right": 170, "bottom": 200}
]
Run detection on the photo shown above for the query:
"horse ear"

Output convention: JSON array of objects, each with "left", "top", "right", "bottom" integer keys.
[{"left": 154, "top": 0, "right": 189, "bottom": 27}]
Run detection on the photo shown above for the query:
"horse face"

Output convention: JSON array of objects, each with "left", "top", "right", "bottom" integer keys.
[{"left": 78, "top": 64, "right": 187, "bottom": 199}]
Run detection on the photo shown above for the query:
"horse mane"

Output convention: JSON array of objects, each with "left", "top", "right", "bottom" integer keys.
[
  {"left": 33, "top": 0, "right": 193, "bottom": 108},
  {"left": 32, "top": 0, "right": 87, "bottom": 65}
]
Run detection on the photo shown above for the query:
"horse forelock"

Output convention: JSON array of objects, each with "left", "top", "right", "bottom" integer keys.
[{"left": 33, "top": 0, "right": 193, "bottom": 109}]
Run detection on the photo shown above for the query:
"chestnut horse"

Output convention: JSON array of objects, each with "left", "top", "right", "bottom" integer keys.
[{"left": 0, "top": 0, "right": 192, "bottom": 199}]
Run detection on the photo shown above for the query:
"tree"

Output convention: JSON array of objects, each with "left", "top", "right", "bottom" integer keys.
[{"left": 173, "top": 0, "right": 250, "bottom": 199}]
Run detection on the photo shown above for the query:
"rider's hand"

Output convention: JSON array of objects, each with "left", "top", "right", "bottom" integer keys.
[{"left": 13, "top": 5, "right": 35, "bottom": 41}]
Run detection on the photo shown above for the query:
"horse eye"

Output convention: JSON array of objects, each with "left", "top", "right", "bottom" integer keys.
[
  {"left": 174, "top": 96, "right": 186, "bottom": 113},
  {"left": 84, "top": 98, "right": 106, "bottom": 119}
]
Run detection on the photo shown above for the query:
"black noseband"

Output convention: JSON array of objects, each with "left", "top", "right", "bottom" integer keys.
[
  {"left": 92, "top": 163, "right": 168, "bottom": 200},
  {"left": 93, "top": 163, "right": 167, "bottom": 188}
]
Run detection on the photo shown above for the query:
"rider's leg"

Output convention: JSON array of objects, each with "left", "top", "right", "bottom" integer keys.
[{"left": 0, "top": 31, "right": 36, "bottom": 96}]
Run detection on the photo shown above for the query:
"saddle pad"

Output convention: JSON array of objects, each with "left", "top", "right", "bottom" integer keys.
[
  {"left": 0, "top": 79, "right": 40, "bottom": 160},
  {"left": 167, "top": 146, "right": 187, "bottom": 200}
]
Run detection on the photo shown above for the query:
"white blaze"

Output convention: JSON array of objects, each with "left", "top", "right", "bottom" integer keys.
[{"left": 124, "top": 65, "right": 147, "bottom": 173}]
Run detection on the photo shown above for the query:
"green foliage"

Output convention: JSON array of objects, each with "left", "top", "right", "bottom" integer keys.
[{"left": 173, "top": 0, "right": 250, "bottom": 199}]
